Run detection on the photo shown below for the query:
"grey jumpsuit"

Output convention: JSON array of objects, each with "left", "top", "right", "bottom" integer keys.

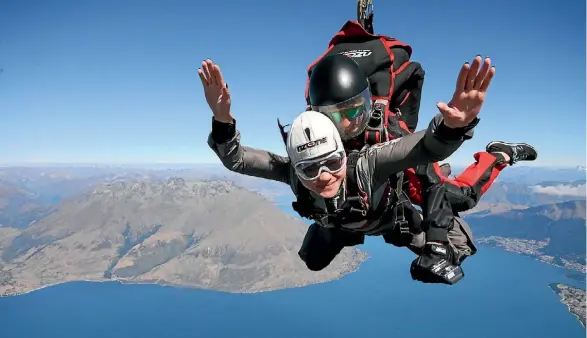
[{"left": 208, "top": 113, "right": 477, "bottom": 270}]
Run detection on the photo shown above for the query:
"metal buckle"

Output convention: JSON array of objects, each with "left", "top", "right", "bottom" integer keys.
[
  {"left": 397, "top": 219, "right": 410, "bottom": 234},
  {"left": 394, "top": 199, "right": 410, "bottom": 234}
]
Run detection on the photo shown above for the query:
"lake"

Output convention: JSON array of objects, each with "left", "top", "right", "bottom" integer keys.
[{"left": 0, "top": 196, "right": 584, "bottom": 338}]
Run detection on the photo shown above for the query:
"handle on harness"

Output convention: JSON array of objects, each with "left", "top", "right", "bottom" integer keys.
[{"left": 277, "top": 118, "right": 289, "bottom": 144}]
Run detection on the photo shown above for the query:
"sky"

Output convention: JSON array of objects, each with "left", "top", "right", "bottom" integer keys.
[{"left": 0, "top": 0, "right": 585, "bottom": 167}]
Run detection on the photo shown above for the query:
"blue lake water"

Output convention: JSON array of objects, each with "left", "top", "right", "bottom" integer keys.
[{"left": 1, "top": 196, "right": 585, "bottom": 338}]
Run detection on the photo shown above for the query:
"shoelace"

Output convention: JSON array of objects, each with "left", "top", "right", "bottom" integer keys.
[{"left": 512, "top": 145, "right": 528, "bottom": 163}]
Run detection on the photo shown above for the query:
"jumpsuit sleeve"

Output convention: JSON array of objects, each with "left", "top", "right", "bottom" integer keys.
[
  {"left": 365, "top": 114, "right": 479, "bottom": 190},
  {"left": 207, "top": 117, "right": 293, "bottom": 185}
]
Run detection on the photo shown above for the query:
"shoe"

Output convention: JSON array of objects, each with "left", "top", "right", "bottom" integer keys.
[{"left": 486, "top": 141, "right": 538, "bottom": 165}]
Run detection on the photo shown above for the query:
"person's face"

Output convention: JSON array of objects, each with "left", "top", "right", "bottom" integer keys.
[
  {"left": 299, "top": 165, "right": 347, "bottom": 198},
  {"left": 327, "top": 100, "right": 369, "bottom": 141}
]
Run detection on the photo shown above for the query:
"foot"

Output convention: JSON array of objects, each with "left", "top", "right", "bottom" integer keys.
[{"left": 486, "top": 141, "right": 538, "bottom": 165}]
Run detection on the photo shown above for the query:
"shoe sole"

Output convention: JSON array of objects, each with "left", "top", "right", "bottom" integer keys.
[{"left": 486, "top": 141, "right": 538, "bottom": 160}]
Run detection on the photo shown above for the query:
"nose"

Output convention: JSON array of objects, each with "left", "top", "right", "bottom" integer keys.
[
  {"left": 339, "top": 117, "right": 352, "bottom": 127},
  {"left": 317, "top": 171, "right": 332, "bottom": 183}
]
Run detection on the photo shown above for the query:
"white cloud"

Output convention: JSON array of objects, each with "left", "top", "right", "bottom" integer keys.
[{"left": 530, "top": 184, "right": 586, "bottom": 197}]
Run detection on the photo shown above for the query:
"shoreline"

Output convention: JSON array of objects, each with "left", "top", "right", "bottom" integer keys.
[
  {"left": 549, "top": 283, "right": 586, "bottom": 329},
  {"left": 0, "top": 255, "right": 368, "bottom": 299},
  {"left": 475, "top": 238, "right": 586, "bottom": 275}
]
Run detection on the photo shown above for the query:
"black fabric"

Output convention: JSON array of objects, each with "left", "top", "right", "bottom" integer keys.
[
  {"left": 298, "top": 223, "right": 365, "bottom": 271},
  {"left": 211, "top": 117, "right": 236, "bottom": 144},
  {"left": 308, "top": 54, "right": 370, "bottom": 106},
  {"left": 390, "top": 61, "right": 425, "bottom": 132},
  {"left": 381, "top": 200, "right": 423, "bottom": 247},
  {"left": 385, "top": 113, "right": 410, "bottom": 139},
  {"left": 420, "top": 183, "right": 454, "bottom": 244},
  {"left": 444, "top": 185, "right": 478, "bottom": 214}
]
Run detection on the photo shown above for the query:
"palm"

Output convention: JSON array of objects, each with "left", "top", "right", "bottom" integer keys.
[
  {"left": 204, "top": 83, "right": 230, "bottom": 115},
  {"left": 198, "top": 59, "right": 232, "bottom": 122},
  {"left": 437, "top": 56, "right": 495, "bottom": 128}
]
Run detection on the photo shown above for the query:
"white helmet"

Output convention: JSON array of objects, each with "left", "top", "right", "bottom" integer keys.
[{"left": 286, "top": 110, "right": 347, "bottom": 181}]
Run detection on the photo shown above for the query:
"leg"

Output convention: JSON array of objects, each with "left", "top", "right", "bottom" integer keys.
[
  {"left": 417, "top": 141, "right": 537, "bottom": 212},
  {"left": 447, "top": 217, "right": 477, "bottom": 264},
  {"left": 445, "top": 141, "right": 538, "bottom": 211},
  {"left": 298, "top": 223, "right": 365, "bottom": 271},
  {"left": 443, "top": 152, "right": 507, "bottom": 212}
]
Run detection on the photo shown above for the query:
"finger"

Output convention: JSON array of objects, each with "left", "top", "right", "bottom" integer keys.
[
  {"left": 213, "top": 65, "right": 225, "bottom": 88},
  {"left": 206, "top": 59, "right": 219, "bottom": 86},
  {"left": 479, "top": 66, "right": 496, "bottom": 92},
  {"left": 455, "top": 62, "right": 470, "bottom": 93},
  {"left": 207, "top": 59, "right": 221, "bottom": 86},
  {"left": 202, "top": 60, "right": 215, "bottom": 86},
  {"left": 465, "top": 55, "right": 482, "bottom": 91},
  {"left": 197, "top": 68, "right": 209, "bottom": 87},
  {"left": 473, "top": 57, "right": 491, "bottom": 90}
]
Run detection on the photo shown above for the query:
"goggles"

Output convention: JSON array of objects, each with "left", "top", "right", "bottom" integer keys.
[
  {"left": 311, "top": 87, "right": 373, "bottom": 140},
  {"left": 294, "top": 151, "right": 346, "bottom": 181}
]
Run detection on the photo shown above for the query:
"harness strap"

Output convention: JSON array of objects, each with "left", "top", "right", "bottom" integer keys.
[
  {"left": 364, "top": 99, "right": 389, "bottom": 146},
  {"left": 393, "top": 171, "right": 411, "bottom": 234}
]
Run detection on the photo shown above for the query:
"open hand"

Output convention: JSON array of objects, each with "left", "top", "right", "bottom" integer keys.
[
  {"left": 198, "top": 59, "right": 233, "bottom": 123},
  {"left": 437, "top": 56, "right": 495, "bottom": 129}
]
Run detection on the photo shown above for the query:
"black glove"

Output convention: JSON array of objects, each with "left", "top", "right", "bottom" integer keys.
[{"left": 410, "top": 242, "right": 464, "bottom": 285}]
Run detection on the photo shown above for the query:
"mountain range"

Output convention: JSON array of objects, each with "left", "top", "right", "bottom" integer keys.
[
  {"left": 0, "top": 165, "right": 584, "bottom": 297},
  {"left": 0, "top": 178, "right": 366, "bottom": 296}
]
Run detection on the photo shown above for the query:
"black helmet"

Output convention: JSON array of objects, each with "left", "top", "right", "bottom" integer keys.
[{"left": 308, "top": 54, "right": 373, "bottom": 140}]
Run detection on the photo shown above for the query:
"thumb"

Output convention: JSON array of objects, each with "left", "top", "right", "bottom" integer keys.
[
  {"left": 436, "top": 101, "right": 453, "bottom": 116},
  {"left": 220, "top": 86, "right": 230, "bottom": 103}
]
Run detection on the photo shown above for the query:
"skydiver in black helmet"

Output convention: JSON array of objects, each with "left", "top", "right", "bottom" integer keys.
[{"left": 305, "top": 53, "right": 536, "bottom": 284}]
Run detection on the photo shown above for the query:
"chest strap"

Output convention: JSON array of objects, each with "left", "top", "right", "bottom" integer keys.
[{"left": 291, "top": 148, "right": 413, "bottom": 235}]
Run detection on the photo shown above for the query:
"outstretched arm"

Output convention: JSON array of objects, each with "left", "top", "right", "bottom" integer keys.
[
  {"left": 208, "top": 118, "right": 292, "bottom": 185},
  {"left": 366, "top": 113, "right": 477, "bottom": 189},
  {"left": 200, "top": 59, "right": 292, "bottom": 185},
  {"left": 367, "top": 55, "right": 495, "bottom": 189}
]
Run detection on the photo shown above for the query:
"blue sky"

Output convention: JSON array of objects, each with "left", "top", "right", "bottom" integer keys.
[{"left": 0, "top": 0, "right": 585, "bottom": 167}]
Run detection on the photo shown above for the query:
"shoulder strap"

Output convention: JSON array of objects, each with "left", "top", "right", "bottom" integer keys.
[
  {"left": 364, "top": 99, "right": 390, "bottom": 145},
  {"left": 343, "top": 149, "right": 369, "bottom": 216}
]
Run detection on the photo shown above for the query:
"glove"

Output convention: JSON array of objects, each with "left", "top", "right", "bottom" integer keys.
[{"left": 410, "top": 242, "right": 464, "bottom": 285}]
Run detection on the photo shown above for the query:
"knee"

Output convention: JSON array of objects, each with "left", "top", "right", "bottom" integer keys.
[
  {"left": 298, "top": 250, "right": 331, "bottom": 271},
  {"left": 300, "top": 254, "right": 330, "bottom": 271},
  {"left": 305, "top": 260, "right": 330, "bottom": 271}
]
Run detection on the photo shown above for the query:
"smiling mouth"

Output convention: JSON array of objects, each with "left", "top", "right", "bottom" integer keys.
[{"left": 318, "top": 180, "right": 336, "bottom": 189}]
